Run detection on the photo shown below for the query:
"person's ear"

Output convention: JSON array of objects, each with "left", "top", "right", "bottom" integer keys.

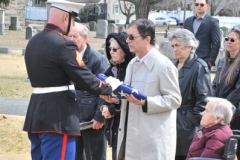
[
  {"left": 216, "top": 116, "right": 223, "bottom": 124},
  {"left": 145, "top": 36, "right": 151, "bottom": 43},
  {"left": 83, "top": 35, "right": 88, "bottom": 41},
  {"left": 62, "top": 13, "right": 68, "bottom": 24}
]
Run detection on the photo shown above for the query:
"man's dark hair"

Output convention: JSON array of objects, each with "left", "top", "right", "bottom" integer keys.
[{"left": 128, "top": 19, "right": 156, "bottom": 46}]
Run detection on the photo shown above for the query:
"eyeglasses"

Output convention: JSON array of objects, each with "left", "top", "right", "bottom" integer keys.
[
  {"left": 109, "top": 47, "right": 120, "bottom": 52},
  {"left": 225, "top": 37, "right": 235, "bottom": 43},
  {"left": 195, "top": 3, "right": 205, "bottom": 7},
  {"left": 125, "top": 34, "right": 142, "bottom": 40}
]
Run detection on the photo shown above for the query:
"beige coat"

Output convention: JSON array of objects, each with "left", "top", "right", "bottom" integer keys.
[{"left": 117, "top": 48, "right": 182, "bottom": 160}]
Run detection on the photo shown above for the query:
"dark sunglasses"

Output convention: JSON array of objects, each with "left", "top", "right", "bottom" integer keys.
[
  {"left": 125, "top": 34, "right": 142, "bottom": 40},
  {"left": 109, "top": 47, "right": 120, "bottom": 52},
  {"left": 225, "top": 37, "right": 235, "bottom": 43},
  {"left": 195, "top": 3, "right": 205, "bottom": 7}
]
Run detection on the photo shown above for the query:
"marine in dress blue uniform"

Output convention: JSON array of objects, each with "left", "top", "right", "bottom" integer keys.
[{"left": 23, "top": 1, "right": 112, "bottom": 159}]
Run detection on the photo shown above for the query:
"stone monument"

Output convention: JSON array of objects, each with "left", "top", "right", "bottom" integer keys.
[
  {"left": 0, "top": 9, "right": 5, "bottom": 35},
  {"left": 107, "top": 23, "right": 117, "bottom": 35},
  {"left": 26, "top": 26, "right": 33, "bottom": 40},
  {"left": 9, "top": 17, "right": 21, "bottom": 31},
  {"left": 96, "top": 20, "right": 108, "bottom": 38}
]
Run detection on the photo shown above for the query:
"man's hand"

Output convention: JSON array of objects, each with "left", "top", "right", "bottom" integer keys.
[
  {"left": 126, "top": 94, "right": 145, "bottom": 106},
  {"left": 102, "top": 106, "right": 113, "bottom": 119},
  {"left": 92, "top": 119, "right": 104, "bottom": 130},
  {"left": 100, "top": 95, "right": 119, "bottom": 104}
]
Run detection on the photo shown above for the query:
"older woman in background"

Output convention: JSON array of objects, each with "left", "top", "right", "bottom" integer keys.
[
  {"left": 100, "top": 32, "right": 135, "bottom": 160},
  {"left": 187, "top": 97, "right": 234, "bottom": 159},
  {"left": 169, "top": 29, "right": 212, "bottom": 160},
  {"left": 212, "top": 28, "right": 240, "bottom": 159}
]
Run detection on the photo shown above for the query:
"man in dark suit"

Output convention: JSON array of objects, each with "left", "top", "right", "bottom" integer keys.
[
  {"left": 184, "top": 0, "right": 220, "bottom": 70},
  {"left": 23, "top": 1, "right": 113, "bottom": 159},
  {"left": 68, "top": 23, "right": 108, "bottom": 160}
]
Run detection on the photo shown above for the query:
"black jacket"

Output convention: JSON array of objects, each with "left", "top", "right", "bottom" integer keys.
[
  {"left": 101, "top": 32, "right": 135, "bottom": 147},
  {"left": 184, "top": 14, "right": 220, "bottom": 65},
  {"left": 23, "top": 24, "right": 111, "bottom": 135},
  {"left": 212, "top": 57, "right": 240, "bottom": 112},
  {"left": 173, "top": 53, "right": 212, "bottom": 155},
  {"left": 75, "top": 43, "right": 108, "bottom": 123}
]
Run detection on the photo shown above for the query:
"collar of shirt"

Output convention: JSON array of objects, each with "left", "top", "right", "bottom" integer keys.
[
  {"left": 79, "top": 44, "right": 87, "bottom": 58},
  {"left": 136, "top": 47, "right": 153, "bottom": 62},
  {"left": 194, "top": 12, "right": 207, "bottom": 20}
]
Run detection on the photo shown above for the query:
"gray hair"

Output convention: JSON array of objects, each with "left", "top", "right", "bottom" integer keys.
[
  {"left": 109, "top": 37, "right": 117, "bottom": 44},
  {"left": 168, "top": 29, "right": 199, "bottom": 52},
  {"left": 207, "top": 97, "right": 235, "bottom": 125},
  {"left": 77, "top": 23, "right": 89, "bottom": 37}
]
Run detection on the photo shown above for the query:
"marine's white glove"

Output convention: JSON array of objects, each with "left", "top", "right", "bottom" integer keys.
[{"left": 105, "top": 76, "right": 123, "bottom": 91}]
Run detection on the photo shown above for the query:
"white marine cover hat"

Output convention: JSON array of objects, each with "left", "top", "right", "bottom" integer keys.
[{"left": 47, "top": 0, "right": 85, "bottom": 17}]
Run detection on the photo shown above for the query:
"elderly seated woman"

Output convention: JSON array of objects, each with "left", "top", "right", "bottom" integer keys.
[{"left": 186, "top": 97, "right": 235, "bottom": 160}]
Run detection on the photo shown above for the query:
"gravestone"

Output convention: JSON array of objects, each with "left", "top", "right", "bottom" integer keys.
[
  {"left": 96, "top": 20, "right": 108, "bottom": 38},
  {"left": 9, "top": 17, "right": 21, "bottom": 31},
  {"left": 220, "top": 26, "right": 230, "bottom": 37},
  {"left": 159, "top": 40, "right": 175, "bottom": 60},
  {"left": 0, "top": 47, "right": 11, "bottom": 54},
  {"left": 22, "top": 49, "right": 26, "bottom": 55},
  {"left": 118, "top": 25, "right": 125, "bottom": 32},
  {"left": 26, "top": 26, "right": 33, "bottom": 40},
  {"left": 107, "top": 23, "right": 117, "bottom": 35},
  {"left": 89, "top": 21, "right": 96, "bottom": 31},
  {"left": 0, "top": 9, "right": 5, "bottom": 35}
]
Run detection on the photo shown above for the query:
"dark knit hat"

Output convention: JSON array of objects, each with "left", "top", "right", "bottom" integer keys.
[{"left": 105, "top": 32, "right": 135, "bottom": 66}]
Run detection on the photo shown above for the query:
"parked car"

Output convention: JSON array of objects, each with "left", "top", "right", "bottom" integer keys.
[
  {"left": 169, "top": 17, "right": 183, "bottom": 26},
  {"left": 154, "top": 17, "right": 177, "bottom": 26}
]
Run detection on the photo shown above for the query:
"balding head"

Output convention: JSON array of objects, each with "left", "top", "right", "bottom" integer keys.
[{"left": 48, "top": 7, "right": 73, "bottom": 34}]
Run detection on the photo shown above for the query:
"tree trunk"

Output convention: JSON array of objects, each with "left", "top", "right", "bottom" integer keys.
[
  {"left": 125, "top": 15, "right": 130, "bottom": 25},
  {"left": 135, "top": 3, "right": 149, "bottom": 19},
  {"left": 124, "top": 0, "right": 162, "bottom": 19}
]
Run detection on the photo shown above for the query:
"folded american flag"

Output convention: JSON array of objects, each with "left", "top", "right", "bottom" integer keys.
[{"left": 97, "top": 74, "right": 147, "bottom": 100}]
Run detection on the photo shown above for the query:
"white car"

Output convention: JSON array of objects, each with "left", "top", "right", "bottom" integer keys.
[{"left": 154, "top": 17, "right": 177, "bottom": 26}]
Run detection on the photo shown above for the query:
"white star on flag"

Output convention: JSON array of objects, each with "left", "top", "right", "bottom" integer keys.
[
  {"left": 118, "top": 90, "right": 127, "bottom": 97},
  {"left": 112, "top": 92, "right": 118, "bottom": 98},
  {"left": 131, "top": 89, "right": 139, "bottom": 94}
]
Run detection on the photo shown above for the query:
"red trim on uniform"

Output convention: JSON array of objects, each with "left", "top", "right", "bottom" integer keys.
[
  {"left": 75, "top": 50, "right": 85, "bottom": 66},
  {"left": 61, "top": 134, "right": 68, "bottom": 160},
  {"left": 24, "top": 130, "right": 80, "bottom": 136}
]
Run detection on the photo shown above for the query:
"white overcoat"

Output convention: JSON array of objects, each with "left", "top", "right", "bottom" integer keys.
[{"left": 117, "top": 48, "right": 182, "bottom": 160}]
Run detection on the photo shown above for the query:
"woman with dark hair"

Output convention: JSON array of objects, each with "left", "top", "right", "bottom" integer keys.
[
  {"left": 212, "top": 28, "right": 240, "bottom": 159},
  {"left": 100, "top": 32, "right": 135, "bottom": 160}
]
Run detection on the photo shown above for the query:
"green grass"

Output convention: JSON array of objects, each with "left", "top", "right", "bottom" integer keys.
[{"left": 0, "top": 75, "right": 32, "bottom": 98}]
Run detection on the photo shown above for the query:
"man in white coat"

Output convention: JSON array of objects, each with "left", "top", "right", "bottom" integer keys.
[{"left": 117, "top": 19, "right": 181, "bottom": 160}]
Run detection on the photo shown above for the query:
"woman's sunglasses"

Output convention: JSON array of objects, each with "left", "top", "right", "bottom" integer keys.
[
  {"left": 109, "top": 47, "right": 120, "bottom": 52},
  {"left": 125, "top": 34, "right": 142, "bottom": 40},
  {"left": 225, "top": 37, "right": 235, "bottom": 43},
  {"left": 195, "top": 3, "right": 205, "bottom": 7}
]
